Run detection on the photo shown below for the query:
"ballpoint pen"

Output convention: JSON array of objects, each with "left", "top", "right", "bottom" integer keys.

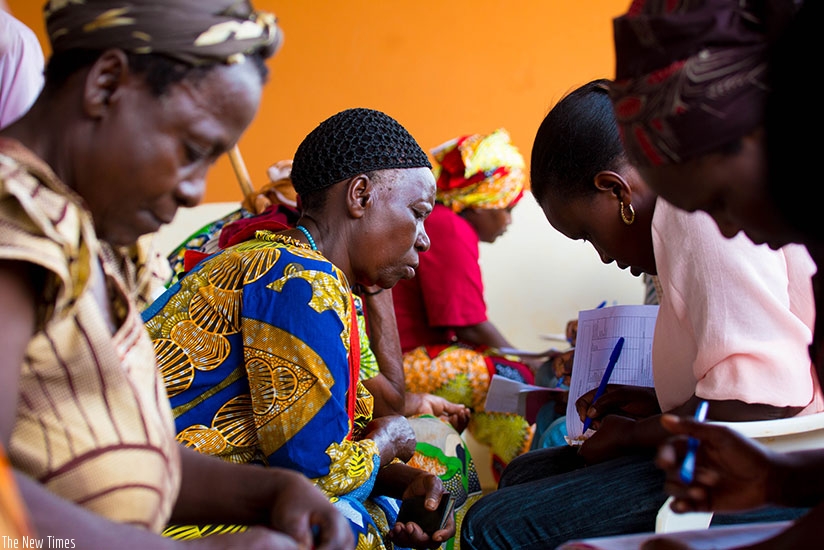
[
  {"left": 679, "top": 399, "right": 709, "bottom": 484},
  {"left": 581, "top": 336, "right": 625, "bottom": 433}
]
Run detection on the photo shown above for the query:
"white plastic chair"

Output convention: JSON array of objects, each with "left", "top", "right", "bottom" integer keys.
[{"left": 655, "top": 411, "right": 824, "bottom": 533}]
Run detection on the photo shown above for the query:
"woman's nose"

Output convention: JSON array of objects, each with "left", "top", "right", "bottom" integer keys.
[
  {"left": 175, "top": 175, "right": 206, "bottom": 208},
  {"left": 416, "top": 227, "right": 431, "bottom": 252}
]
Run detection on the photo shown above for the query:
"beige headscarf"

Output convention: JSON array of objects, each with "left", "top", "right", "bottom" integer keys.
[{"left": 45, "top": 0, "right": 282, "bottom": 66}]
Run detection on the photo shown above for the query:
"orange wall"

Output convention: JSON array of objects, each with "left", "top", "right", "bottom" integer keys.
[{"left": 7, "top": 0, "right": 630, "bottom": 203}]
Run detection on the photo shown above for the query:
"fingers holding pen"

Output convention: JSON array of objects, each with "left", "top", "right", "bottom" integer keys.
[{"left": 655, "top": 413, "right": 776, "bottom": 513}]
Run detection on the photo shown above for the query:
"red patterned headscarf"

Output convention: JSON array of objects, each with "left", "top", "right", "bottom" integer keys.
[
  {"left": 609, "top": 0, "right": 796, "bottom": 167},
  {"left": 45, "top": 0, "right": 282, "bottom": 66},
  {"left": 433, "top": 128, "right": 525, "bottom": 213}
]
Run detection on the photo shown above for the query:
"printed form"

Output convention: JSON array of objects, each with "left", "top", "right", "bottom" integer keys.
[{"left": 566, "top": 304, "right": 659, "bottom": 440}]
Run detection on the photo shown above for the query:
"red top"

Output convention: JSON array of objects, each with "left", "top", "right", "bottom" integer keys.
[{"left": 392, "top": 204, "right": 488, "bottom": 352}]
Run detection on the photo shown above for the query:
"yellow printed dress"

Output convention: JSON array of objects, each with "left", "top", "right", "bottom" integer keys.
[
  {"left": 0, "top": 138, "right": 182, "bottom": 533},
  {"left": 356, "top": 298, "right": 482, "bottom": 550},
  {"left": 143, "top": 232, "right": 404, "bottom": 549}
]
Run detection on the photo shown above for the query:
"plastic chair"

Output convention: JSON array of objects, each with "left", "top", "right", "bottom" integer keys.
[{"left": 655, "top": 410, "right": 824, "bottom": 533}]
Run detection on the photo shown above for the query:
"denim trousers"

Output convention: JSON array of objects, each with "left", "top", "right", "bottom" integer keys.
[{"left": 460, "top": 445, "right": 807, "bottom": 549}]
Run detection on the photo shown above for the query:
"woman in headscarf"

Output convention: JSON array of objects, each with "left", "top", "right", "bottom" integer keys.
[
  {"left": 609, "top": 1, "right": 824, "bottom": 548},
  {"left": 0, "top": 1, "right": 352, "bottom": 548},
  {"left": 391, "top": 129, "right": 541, "bottom": 479},
  {"left": 459, "top": 77, "right": 818, "bottom": 550},
  {"left": 158, "top": 156, "right": 478, "bottom": 550},
  {"left": 143, "top": 108, "right": 458, "bottom": 550}
]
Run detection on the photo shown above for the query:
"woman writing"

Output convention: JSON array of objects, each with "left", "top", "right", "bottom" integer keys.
[
  {"left": 460, "top": 79, "right": 821, "bottom": 549},
  {"left": 609, "top": 1, "right": 824, "bottom": 547}
]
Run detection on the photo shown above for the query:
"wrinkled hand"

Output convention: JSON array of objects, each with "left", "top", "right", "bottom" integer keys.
[
  {"left": 576, "top": 384, "right": 660, "bottom": 428},
  {"left": 408, "top": 393, "right": 471, "bottom": 433},
  {"left": 654, "top": 414, "right": 778, "bottom": 514},
  {"left": 263, "top": 468, "right": 354, "bottom": 549},
  {"left": 389, "top": 470, "right": 455, "bottom": 549},
  {"left": 365, "top": 415, "right": 417, "bottom": 464},
  {"left": 579, "top": 415, "right": 636, "bottom": 465}
]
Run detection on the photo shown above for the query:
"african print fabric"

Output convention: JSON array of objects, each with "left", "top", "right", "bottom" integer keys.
[
  {"left": 405, "top": 416, "right": 483, "bottom": 550},
  {"left": 0, "top": 138, "right": 182, "bottom": 532},
  {"left": 143, "top": 232, "right": 406, "bottom": 549},
  {"left": 403, "top": 345, "right": 535, "bottom": 477},
  {"left": 44, "top": 0, "right": 281, "bottom": 67},
  {"left": 610, "top": 0, "right": 779, "bottom": 166},
  {"left": 356, "top": 298, "right": 482, "bottom": 549},
  {"left": 432, "top": 129, "right": 525, "bottom": 213}
]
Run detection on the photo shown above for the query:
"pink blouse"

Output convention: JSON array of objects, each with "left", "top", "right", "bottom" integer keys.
[{"left": 651, "top": 199, "right": 823, "bottom": 414}]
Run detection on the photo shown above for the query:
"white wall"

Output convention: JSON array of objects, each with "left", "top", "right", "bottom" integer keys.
[
  {"left": 152, "top": 192, "right": 646, "bottom": 351},
  {"left": 480, "top": 192, "right": 645, "bottom": 351}
]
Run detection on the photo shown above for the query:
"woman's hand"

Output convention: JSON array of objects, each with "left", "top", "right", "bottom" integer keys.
[
  {"left": 575, "top": 384, "right": 660, "bottom": 428},
  {"left": 261, "top": 468, "right": 354, "bottom": 549},
  {"left": 364, "top": 415, "right": 417, "bottom": 464},
  {"left": 565, "top": 319, "right": 578, "bottom": 347},
  {"left": 578, "top": 415, "right": 637, "bottom": 464},
  {"left": 388, "top": 469, "right": 455, "bottom": 549},
  {"left": 173, "top": 448, "right": 352, "bottom": 549},
  {"left": 550, "top": 349, "right": 575, "bottom": 387},
  {"left": 654, "top": 414, "right": 779, "bottom": 514},
  {"left": 406, "top": 393, "right": 471, "bottom": 433}
]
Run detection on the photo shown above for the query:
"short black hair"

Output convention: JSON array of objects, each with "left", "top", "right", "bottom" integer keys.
[
  {"left": 291, "top": 108, "right": 431, "bottom": 197},
  {"left": 530, "top": 79, "right": 624, "bottom": 207}
]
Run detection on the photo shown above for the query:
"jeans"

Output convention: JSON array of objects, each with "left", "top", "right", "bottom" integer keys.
[{"left": 460, "top": 445, "right": 807, "bottom": 549}]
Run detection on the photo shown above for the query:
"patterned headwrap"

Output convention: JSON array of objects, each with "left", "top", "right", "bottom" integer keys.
[
  {"left": 45, "top": 0, "right": 282, "bottom": 66},
  {"left": 608, "top": 0, "right": 789, "bottom": 167},
  {"left": 433, "top": 128, "right": 525, "bottom": 213}
]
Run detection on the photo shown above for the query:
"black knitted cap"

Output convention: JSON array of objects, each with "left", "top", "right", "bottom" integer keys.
[{"left": 291, "top": 108, "right": 432, "bottom": 195}]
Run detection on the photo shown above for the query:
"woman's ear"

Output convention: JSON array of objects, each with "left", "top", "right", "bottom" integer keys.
[
  {"left": 346, "top": 174, "right": 371, "bottom": 218},
  {"left": 83, "top": 49, "right": 130, "bottom": 118},
  {"left": 593, "top": 170, "right": 632, "bottom": 203}
]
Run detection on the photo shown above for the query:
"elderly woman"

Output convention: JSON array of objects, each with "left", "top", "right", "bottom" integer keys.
[
  {"left": 607, "top": 1, "right": 824, "bottom": 548},
  {"left": 159, "top": 157, "right": 478, "bottom": 548},
  {"left": 391, "top": 129, "right": 537, "bottom": 477},
  {"left": 143, "top": 108, "right": 457, "bottom": 549},
  {"left": 0, "top": 1, "right": 352, "bottom": 548}
]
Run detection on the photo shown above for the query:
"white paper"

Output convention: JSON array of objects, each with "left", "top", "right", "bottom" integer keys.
[
  {"left": 565, "top": 305, "right": 658, "bottom": 441},
  {"left": 558, "top": 520, "right": 791, "bottom": 550},
  {"left": 484, "top": 374, "right": 566, "bottom": 423}
]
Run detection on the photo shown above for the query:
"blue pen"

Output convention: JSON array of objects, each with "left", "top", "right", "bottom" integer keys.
[
  {"left": 678, "top": 401, "right": 710, "bottom": 484},
  {"left": 596, "top": 300, "right": 607, "bottom": 309},
  {"left": 582, "top": 337, "right": 625, "bottom": 433},
  {"left": 679, "top": 400, "right": 709, "bottom": 484}
]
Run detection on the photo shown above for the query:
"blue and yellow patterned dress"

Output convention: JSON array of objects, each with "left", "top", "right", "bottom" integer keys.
[{"left": 142, "top": 230, "right": 402, "bottom": 549}]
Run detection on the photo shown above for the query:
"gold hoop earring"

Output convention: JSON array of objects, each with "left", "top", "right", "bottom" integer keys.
[{"left": 620, "top": 202, "right": 635, "bottom": 225}]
